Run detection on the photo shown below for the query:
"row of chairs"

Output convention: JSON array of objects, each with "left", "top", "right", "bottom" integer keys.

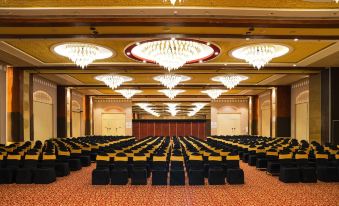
[
  {"left": 208, "top": 136, "right": 339, "bottom": 183},
  {"left": 92, "top": 136, "right": 245, "bottom": 185}
]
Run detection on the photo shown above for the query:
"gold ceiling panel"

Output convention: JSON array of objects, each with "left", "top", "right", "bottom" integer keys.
[
  {"left": 4, "top": 39, "right": 334, "bottom": 64},
  {"left": 96, "top": 88, "right": 243, "bottom": 95},
  {"left": 0, "top": 0, "right": 338, "bottom": 8},
  {"left": 69, "top": 73, "right": 273, "bottom": 85},
  {"left": 1, "top": 27, "right": 339, "bottom": 36}
]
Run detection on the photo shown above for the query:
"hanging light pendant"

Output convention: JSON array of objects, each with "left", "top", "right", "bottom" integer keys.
[
  {"left": 201, "top": 89, "right": 228, "bottom": 100},
  {"left": 231, "top": 43, "right": 289, "bottom": 69},
  {"left": 158, "top": 89, "right": 186, "bottom": 100},
  {"left": 53, "top": 42, "right": 113, "bottom": 69},
  {"left": 188, "top": 103, "right": 207, "bottom": 117},
  {"left": 125, "top": 38, "right": 220, "bottom": 72},
  {"left": 165, "top": 103, "right": 180, "bottom": 116},
  {"left": 153, "top": 74, "right": 191, "bottom": 89},
  {"left": 95, "top": 74, "right": 133, "bottom": 90},
  {"left": 163, "top": 0, "right": 183, "bottom": 5},
  {"left": 115, "top": 89, "right": 142, "bottom": 99},
  {"left": 212, "top": 74, "right": 248, "bottom": 89}
]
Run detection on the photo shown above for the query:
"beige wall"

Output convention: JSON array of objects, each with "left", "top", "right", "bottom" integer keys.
[
  {"left": 93, "top": 99, "right": 132, "bottom": 136},
  {"left": 258, "top": 91, "right": 271, "bottom": 136},
  {"left": 0, "top": 65, "right": 7, "bottom": 144},
  {"left": 291, "top": 78, "right": 309, "bottom": 139},
  {"left": 309, "top": 74, "right": 322, "bottom": 143},
  {"left": 33, "top": 76, "right": 57, "bottom": 138},
  {"left": 211, "top": 99, "right": 249, "bottom": 135}
]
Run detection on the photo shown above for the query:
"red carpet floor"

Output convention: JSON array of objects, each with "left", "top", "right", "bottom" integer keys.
[{"left": 0, "top": 163, "right": 338, "bottom": 206}]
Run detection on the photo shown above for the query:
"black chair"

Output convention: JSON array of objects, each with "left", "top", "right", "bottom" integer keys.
[
  {"left": 0, "top": 153, "right": 22, "bottom": 184},
  {"left": 15, "top": 152, "right": 39, "bottom": 184},
  {"left": 279, "top": 153, "right": 300, "bottom": 183},
  {"left": 111, "top": 154, "right": 129, "bottom": 185},
  {"left": 170, "top": 155, "right": 185, "bottom": 185},
  {"left": 295, "top": 152, "right": 317, "bottom": 183},
  {"left": 92, "top": 154, "right": 110, "bottom": 185},
  {"left": 33, "top": 153, "right": 57, "bottom": 184},
  {"left": 225, "top": 154, "right": 244, "bottom": 184},
  {"left": 131, "top": 154, "right": 147, "bottom": 185},
  {"left": 188, "top": 154, "right": 205, "bottom": 185},
  {"left": 315, "top": 153, "right": 338, "bottom": 182},
  {"left": 208, "top": 155, "right": 225, "bottom": 185},
  {"left": 152, "top": 155, "right": 168, "bottom": 185}
]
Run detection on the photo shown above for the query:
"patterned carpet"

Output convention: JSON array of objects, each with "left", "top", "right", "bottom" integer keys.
[{"left": 0, "top": 163, "right": 338, "bottom": 206}]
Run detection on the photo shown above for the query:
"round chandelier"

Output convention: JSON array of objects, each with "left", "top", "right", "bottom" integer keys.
[
  {"left": 153, "top": 74, "right": 191, "bottom": 89},
  {"left": 53, "top": 42, "right": 113, "bottom": 69},
  {"left": 188, "top": 103, "right": 207, "bottom": 117},
  {"left": 163, "top": 0, "right": 183, "bottom": 5},
  {"left": 231, "top": 43, "right": 289, "bottom": 69},
  {"left": 212, "top": 74, "right": 249, "bottom": 89},
  {"left": 95, "top": 74, "right": 133, "bottom": 90},
  {"left": 115, "top": 89, "right": 142, "bottom": 99},
  {"left": 201, "top": 89, "right": 228, "bottom": 100},
  {"left": 159, "top": 89, "right": 186, "bottom": 100},
  {"left": 136, "top": 103, "right": 160, "bottom": 117},
  {"left": 125, "top": 38, "right": 220, "bottom": 71}
]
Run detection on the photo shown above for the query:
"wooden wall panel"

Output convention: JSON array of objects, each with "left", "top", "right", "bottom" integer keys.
[{"left": 133, "top": 120, "right": 209, "bottom": 139}]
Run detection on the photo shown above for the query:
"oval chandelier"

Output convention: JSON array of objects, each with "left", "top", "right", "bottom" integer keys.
[
  {"left": 188, "top": 103, "right": 207, "bottom": 117},
  {"left": 212, "top": 74, "right": 249, "bottom": 89},
  {"left": 165, "top": 103, "right": 180, "bottom": 116},
  {"left": 231, "top": 43, "right": 289, "bottom": 70},
  {"left": 201, "top": 89, "right": 228, "bottom": 100},
  {"left": 95, "top": 74, "right": 133, "bottom": 90},
  {"left": 136, "top": 103, "right": 160, "bottom": 117},
  {"left": 53, "top": 42, "right": 113, "bottom": 69},
  {"left": 158, "top": 89, "right": 186, "bottom": 100},
  {"left": 115, "top": 89, "right": 142, "bottom": 99},
  {"left": 125, "top": 38, "right": 220, "bottom": 71},
  {"left": 153, "top": 74, "right": 191, "bottom": 89}
]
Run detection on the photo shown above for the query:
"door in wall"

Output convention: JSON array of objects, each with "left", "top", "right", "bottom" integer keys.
[
  {"left": 217, "top": 113, "right": 241, "bottom": 135},
  {"left": 261, "top": 108, "right": 271, "bottom": 137},
  {"left": 72, "top": 111, "right": 81, "bottom": 137},
  {"left": 34, "top": 101, "right": 53, "bottom": 142},
  {"left": 296, "top": 103, "right": 309, "bottom": 141},
  {"left": 101, "top": 113, "right": 126, "bottom": 136}
]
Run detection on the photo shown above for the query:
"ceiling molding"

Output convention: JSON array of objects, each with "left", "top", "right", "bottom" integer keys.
[{"left": 298, "top": 41, "right": 339, "bottom": 66}]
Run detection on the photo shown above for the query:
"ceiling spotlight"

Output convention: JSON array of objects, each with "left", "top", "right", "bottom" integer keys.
[
  {"left": 53, "top": 42, "right": 113, "bottom": 69},
  {"left": 212, "top": 74, "right": 248, "bottom": 89},
  {"left": 231, "top": 43, "right": 290, "bottom": 69},
  {"left": 95, "top": 74, "right": 133, "bottom": 90},
  {"left": 126, "top": 38, "right": 220, "bottom": 71},
  {"left": 153, "top": 74, "right": 191, "bottom": 89},
  {"left": 115, "top": 89, "right": 142, "bottom": 99},
  {"left": 159, "top": 89, "right": 186, "bottom": 100},
  {"left": 201, "top": 89, "right": 228, "bottom": 100},
  {"left": 294, "top": 38, "right": 299, "bottom": 42}
]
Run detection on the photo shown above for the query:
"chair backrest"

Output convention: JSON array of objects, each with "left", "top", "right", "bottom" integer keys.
[
  {"left": 96, "top": 154, "right": 110, "bottom": 169},
  {"left": 152, "top": 155, "right": 167, "bottom": 170},
  {"left": 170, "top": 155, "right": 184, "bottom": 170},
  {"left": 6, "top": 154, "right": 22, "bottom": 168},
  {"left": 24, "top": 153, "right": 39, "bottom": 168},
  {"left": 189, "top": 155, "right": 204, "bottom": 170}
]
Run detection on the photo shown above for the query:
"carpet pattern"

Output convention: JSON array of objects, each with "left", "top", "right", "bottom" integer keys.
[{"left": 0, "top": 163, "right": 338, "bottom": 206}]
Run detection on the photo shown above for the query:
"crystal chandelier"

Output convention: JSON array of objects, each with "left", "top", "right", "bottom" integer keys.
[
  {"left": 201, "top": 89, "right": 228, "bottom": 100},
  {"left": 188, "top": 103, "right": 207, "bottom": 117},
  {"left": 136, "top": 103, "right": 160, "bottom": 117},
  {"left": 212, "top": 74, "right": 248, "bottom": 89},
  {"left": 231, "top": 43, "right": 289, "bottom": 69},
  {"left": 153, "top": 74, "right": 191, "bottom": 89},
  {"left": 126, "top": 38, "right": 219, "bottom": 72},
  {"left": 95, "top": 74, "right": 133, "bottom": 90},
  {"left": 53, "top": 42, "right": 113, "bottom": 69},
  {"left": 163, "top": 0, "right": 183, "bottom": 5},
  {"left": 115, "top": 89, "right": 142, "bottom": 99},
  {"left": 159, "top": 89, "right": 185, "bottom": 100},
  {"left": 165, "top": 103, "right": 180, "bottom": 116}
]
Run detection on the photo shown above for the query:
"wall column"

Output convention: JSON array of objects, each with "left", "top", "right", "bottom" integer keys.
[
  {"left": 251, "top": 96, "right": 259, "bottom": 135},
  {"left": 84, "top": 95, "right": 91, "bottom": 136},
  {"left": 276, "top": 86, "right": 291, "bottom": 137},
  {"left": 57, "top": 86, "right": 67, "bottom": 138},
  {"left": 330, "top": 68, "right": 339, "bottom": 144},
  {"left": 309, "top": 73, "right": 322, "bottom": 143},
  {"left": 0, "top": 65, "right": 7, "bottom": 144}
]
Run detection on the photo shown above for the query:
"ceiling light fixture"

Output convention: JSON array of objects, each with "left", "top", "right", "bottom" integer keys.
[
  {"left": 163, "top": 0, "right": 183, "bottom": 5},
  {"left": 188, "top": 103, "right": 207, "bottom": 117},
  {"left": 53, "top": 42, "right": 113, "bottom": 69},
  {"left": 125, "top": 38, "right": 220, "bottom": 72},
  {"left": 159, "top": 89, "right": 186, "bottom": 100},
  {"left": 201, "top": 89, "right": 228, "bottom": 100},
  {"left": 231, "top": 43, "right": 290, "bottom": 69},
  {"left": 115, "top": 89, "right": 142, "bottom": 99},
  {"left": 212, "top": 74, "right": 249, "bottom": 89},
  {"left": 95, "top": 74, "right": 133, "bottom": 90},
  {"left": 165, "top": 103, "right": 180, "bottom": 116},
  {"left": 153, "top": 74, "right": 191, "bottom": 89},
  {"left": 136, "top": 103, "right": 160, "bottom": 117}
]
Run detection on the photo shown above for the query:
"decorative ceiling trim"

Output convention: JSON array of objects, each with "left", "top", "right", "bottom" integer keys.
[{"left": 298, "top": 41, "right": 339, "bottom": 66}]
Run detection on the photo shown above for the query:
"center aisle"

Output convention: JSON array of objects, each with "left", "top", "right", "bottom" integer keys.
[{"left": 0, "top": 162, "right": 338, "bottom": 206}]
